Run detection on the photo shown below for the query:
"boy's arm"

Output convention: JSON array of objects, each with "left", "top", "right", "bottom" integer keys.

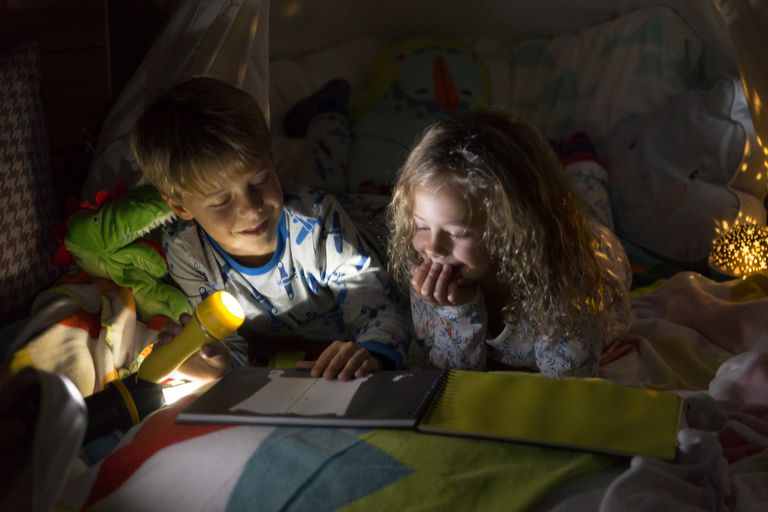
[
  {"left": 410, "top": 287, "right": 488, "bottom": 370},
  {"left": 162, "top": 224, "right": 249, "bottom": 369},
  {"left": 318, "top": 199, "right": 410, "bottom": 368}
]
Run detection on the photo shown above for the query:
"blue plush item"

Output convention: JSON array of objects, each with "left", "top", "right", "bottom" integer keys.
[
  {"left": 347, "top": 37, "right": 491, "bottom": 192},
  {"left": 283, "top": 79, "right": 352, "bottom": 138}
]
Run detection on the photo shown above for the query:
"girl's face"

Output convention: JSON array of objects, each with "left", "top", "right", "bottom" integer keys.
[{"left": 411, "top": 185, "right": 492, "bottom": 283}]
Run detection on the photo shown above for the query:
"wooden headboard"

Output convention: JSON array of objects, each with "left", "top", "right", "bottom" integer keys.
[{"left": 0, "top": 0, "right": 111, "bottom": 211}]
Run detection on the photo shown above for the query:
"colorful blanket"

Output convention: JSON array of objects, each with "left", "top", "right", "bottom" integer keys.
[
  {"left": 62, "top": 401, "right": 617, "bottom": 511},
  {"left": 2, "top": 271, "right": 162, "bottom": 397},
  {"left": 4, "top": 270, "right": 768, "bottom": 511}
]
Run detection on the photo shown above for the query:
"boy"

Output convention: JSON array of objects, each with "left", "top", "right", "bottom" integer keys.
[{"left": 131, "top": 76, "right": 408, "bottom": 381}]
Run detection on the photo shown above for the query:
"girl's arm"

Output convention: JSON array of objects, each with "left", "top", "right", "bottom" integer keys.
[
  {"left": 410, "top": 287, "right": 488, "bottom": 370},
  {"left": 534, "top": 223, "right": 633, "bottom": 378},
  {"left": 533, "top": 311, "right": 602, "bottom": 378}
]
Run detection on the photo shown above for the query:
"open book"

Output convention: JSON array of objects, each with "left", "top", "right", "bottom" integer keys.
[
  {"left": 178, "top": 367, "right": 682, "bottom": 460},
  {"left": 178, "top": 367, "right": 446, "bottom": 428}
]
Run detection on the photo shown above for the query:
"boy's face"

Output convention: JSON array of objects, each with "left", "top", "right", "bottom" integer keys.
[
  {"left": 411, "top": 185, "right": 491, "bottom": 284},
  {"left": 167, "top": 163, "right": 284, "bottom": 267}
]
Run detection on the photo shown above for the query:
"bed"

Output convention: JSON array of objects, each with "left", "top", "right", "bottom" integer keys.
[{"left": 2, "top": 0, "right": 768, "bottom": 510}]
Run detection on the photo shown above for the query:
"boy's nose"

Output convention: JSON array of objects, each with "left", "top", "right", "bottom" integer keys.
[{"left": 240, "top": 193, "right": 264, "bottom": 215}]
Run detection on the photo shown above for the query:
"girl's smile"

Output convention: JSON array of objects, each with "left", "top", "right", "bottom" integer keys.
[{"left": 411, "top": 185, "right": 491, "bottom": 283}]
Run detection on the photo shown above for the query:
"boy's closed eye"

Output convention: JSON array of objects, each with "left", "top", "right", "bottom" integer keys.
[
  {"left": 209, "top": 197, "right": 231, "bottom": 208},
  {"left": 249, "top": 173, "right": 269, "bottom": 187}
]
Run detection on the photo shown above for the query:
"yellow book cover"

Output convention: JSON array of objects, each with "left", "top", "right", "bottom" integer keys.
[{"left": 417, "top": 370, "right": 682, "bottom": 460}]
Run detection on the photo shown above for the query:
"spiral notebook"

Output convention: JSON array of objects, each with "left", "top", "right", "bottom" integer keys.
[
  {"left": 417, "top": 370, "right": 682, "bottom": 460},
  {"left": 178, "top": 367, "right": 682, "bottom": 460}
]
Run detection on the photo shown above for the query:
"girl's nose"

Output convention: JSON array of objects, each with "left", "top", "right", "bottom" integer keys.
[{"left": 425, "top": 233, "right": 449, "bottom": 258}]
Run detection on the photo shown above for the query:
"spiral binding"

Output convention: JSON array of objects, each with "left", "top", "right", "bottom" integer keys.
[{"left": 417, "top": 369, "right": 454, "bottom": 425}]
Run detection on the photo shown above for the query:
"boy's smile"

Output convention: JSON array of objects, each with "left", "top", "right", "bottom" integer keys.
[
  {"left": 166, "top": 164, "right": 284, "bottom": 267},
  {"left": 238, "top": 217, "right": 272, "bottom": 237}
]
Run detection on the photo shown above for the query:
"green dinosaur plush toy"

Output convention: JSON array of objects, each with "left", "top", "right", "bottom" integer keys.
[{"left": 61, "top": 184, "right": 192, "bottom": 321}]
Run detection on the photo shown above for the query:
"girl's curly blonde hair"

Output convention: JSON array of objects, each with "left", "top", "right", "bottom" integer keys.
[{"left": 388, "top": 107, "right": 618, "bottom": 332}]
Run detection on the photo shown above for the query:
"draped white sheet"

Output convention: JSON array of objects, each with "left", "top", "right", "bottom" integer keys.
[{"left": 82, "top": 0, "right": 270, "bottom": 201}]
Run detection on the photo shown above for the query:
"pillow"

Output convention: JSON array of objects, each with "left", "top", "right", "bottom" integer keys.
[
  {"left": 603, "top": 77, "right": 766, "bottom": 264},
  {"left": 0, "top": 42, "right": 63, "bottom": 327},
  {"left": 346, "top": 37, "right": 492, "bottom": 192},
  {"left": 489, "top": 6, "right": 704, "bottom": 142}
]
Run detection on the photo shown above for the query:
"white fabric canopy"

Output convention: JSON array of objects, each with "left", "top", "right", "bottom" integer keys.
[{"left": 82, "top": 0, "right": 270, "bottom": 200}]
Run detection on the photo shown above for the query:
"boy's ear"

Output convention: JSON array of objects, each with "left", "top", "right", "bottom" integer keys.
[{"left": 163, "top": 195, "right": 195, "bottom": 221}]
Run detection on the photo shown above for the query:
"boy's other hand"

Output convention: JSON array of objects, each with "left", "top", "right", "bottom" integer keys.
[
  {"left": 174, "top": 341, "right": 232, "bottom": 382},
  {"left": 156, "top": 313, "right": 230, "bottom": 382},
  {"left": 296, "top": 341, "right": 383, "bottom": 381},
  {"left": 156, "top": 313, "right": 192, "bottom": 345},
  {"left": 411, "top": 260, "right": 476, "bottom": 305}
]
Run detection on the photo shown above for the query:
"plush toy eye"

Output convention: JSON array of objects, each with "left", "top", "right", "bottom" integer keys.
[{"left": 92, "top": 216, "right": 100, "bottom": 224}]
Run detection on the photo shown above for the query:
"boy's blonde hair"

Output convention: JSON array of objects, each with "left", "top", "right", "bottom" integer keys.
[
  {"left": 388, "top": 107, "right": 618, "bottom": 332},
  {"left": 131, "top": 76, "right": 272, "bottom": 201}
]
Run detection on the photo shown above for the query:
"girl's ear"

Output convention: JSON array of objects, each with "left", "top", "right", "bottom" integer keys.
[{"left": 164, "top": 195, "right": 195, "bottom": 221}]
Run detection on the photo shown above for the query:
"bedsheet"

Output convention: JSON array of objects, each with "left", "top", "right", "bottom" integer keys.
[{"left": 3, "top": 269, "right": 768, "bottom": 511}]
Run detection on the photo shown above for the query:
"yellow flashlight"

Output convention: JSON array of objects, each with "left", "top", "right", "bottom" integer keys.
[{"left": 137, "top": 290, "right": 245, "bottom": 383}]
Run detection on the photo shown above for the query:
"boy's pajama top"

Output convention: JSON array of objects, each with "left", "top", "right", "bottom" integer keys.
[{"left": 162, "top": 183, "right": 409, "bottom": 368}]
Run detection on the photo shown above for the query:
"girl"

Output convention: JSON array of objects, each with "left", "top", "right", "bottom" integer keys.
[{"left": 388, "top": 107, "right": 631, "bottom": 378}]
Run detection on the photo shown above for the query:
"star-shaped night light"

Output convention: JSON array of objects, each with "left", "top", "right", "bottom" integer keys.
[{"left": 709, "top": 218, "right": 768, "bottom": 278}]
